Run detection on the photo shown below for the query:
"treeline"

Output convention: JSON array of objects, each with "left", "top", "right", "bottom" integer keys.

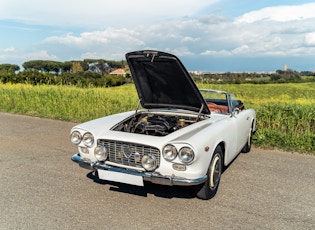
[
  {"left": 0, "top": 70, "right": 127, "bottom": 87},
  {"left": 1, "top": 60, "right": 315, "bottom": 86},
  {"left": 0, "top": 59, "right": 129, "bottom": 87},
  {"left": 192, "top": 69, "right": 315, "bottom": 84},
  {"left": 21, "top": 59, "right": 127, "bottom": 75}
]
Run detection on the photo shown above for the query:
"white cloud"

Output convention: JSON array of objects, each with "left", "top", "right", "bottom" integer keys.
[
  {"left": 23, "top": 50, "right": 57, "bottom": 60},
  {"left": 201, "top": 50, "right": 232, "bottom": 56},
  {"left": 41, "top": 28, "right": 147, "bottom": 61},
  {"left": 181, "top": 36, "right": 200, "bottom": 43},
  {"left": 0, "top": 49, "right": 57, "bottom": 63},
  {"left": 196, "top": 3, "right": 315, "bottom": 59},
  {"left": 305, "top": 32, "right": 315, "bottom": 46},
  {"left": 0, "top": 0, "right": 217, "bottom": 28},
  {"left": 169, "top": 47, "right": 195, "bottom": 57},
  {"left": 44, "top": 28, "right": 145, "bottom": 47},
  {"left": 236, "top": 3, "right": 315, "bottom": 23},
  {"left": 231, "top": 45, "right": 249, "bottom": 54},
  {"left": 2, "top": 0, "right": 315, "bottom": 71},
  {"left": 4, "top": 47, "right": 15, "bottom": 52},
  {"left": 37, "top": 6, "right": 315, "bottom": 62}
]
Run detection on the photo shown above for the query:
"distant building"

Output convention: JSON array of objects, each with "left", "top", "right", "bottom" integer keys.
[
  {"left": 284, "top": 64, "right": 288, "bottom": 71},
  {"left": 109, "top": 68, "right": 126, "bottom": 77},
  {"left": 189, "top": 71, "right": 203, "bottom": 75}
]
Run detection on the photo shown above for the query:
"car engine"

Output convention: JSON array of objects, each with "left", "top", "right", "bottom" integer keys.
[{"left": 112, "top": 113, "right": 203, "bottom": 136}]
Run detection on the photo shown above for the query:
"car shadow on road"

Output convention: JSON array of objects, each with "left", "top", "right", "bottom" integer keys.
[
  {"left": 84, "top": 153, "right": 238, "bottom": 200},
  {"left": 86, "top": 171, "right": 196, "bottom": 199}
]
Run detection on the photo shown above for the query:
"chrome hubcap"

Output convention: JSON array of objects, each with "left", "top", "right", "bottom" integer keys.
[
  {"left": 248, "top": 128, "right": 252, "bottom": 146},
  {"left": 210, "top": 154, "right": 221, "bottom": 189}
]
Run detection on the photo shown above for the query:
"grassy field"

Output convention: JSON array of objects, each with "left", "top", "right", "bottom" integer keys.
[{"left": 0, "top": 82, "right": 314, "bottom": 153}]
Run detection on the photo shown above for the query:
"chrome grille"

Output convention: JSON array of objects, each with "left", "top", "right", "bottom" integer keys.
[{"left": 98, "top": 139, "right": 160, "bottom": 168}]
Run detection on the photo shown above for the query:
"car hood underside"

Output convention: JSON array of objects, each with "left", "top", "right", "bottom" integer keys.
[{"left": 126, "top": 50, "right": 210, "bottom": 114}]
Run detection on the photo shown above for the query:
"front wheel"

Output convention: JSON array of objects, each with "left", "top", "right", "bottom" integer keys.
[
  {"left": 241, "top": 125, "right": 253, "bottom": 153},
  {"left": 195, "top": 146, "right": 223, "bottom": 200}
]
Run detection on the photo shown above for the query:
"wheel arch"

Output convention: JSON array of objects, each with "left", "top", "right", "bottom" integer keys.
[{"left": 217, "top": 141, "right": 226, "bottom": 166}]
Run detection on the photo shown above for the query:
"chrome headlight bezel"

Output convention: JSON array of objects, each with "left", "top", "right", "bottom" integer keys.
[
  {"left": 141, "top": 154, "right": 157, "bottom": 171},
  {"left": 94, "top": 145, "right": 108, "bottom": 161},
  {"left": 70, "top": 131, "right": 82, "bottom": 145},
  {"left": 162, "top": 144, "right": 177, "bottom": 162},
  {"left": 178, "top": 147, "right": 195, "bottom": 164},
  {"left": 82, "top": 132, "right": 94, "bottom": 147}
]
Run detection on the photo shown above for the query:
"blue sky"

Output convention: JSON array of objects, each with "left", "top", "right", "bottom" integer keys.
[{"left": 1, "top": 0, "right": 315, "bottom": 72}]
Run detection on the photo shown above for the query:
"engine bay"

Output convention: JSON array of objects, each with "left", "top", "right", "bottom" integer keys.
[{"left": 112, "top": 112, "right": 205, "bottom": 136}]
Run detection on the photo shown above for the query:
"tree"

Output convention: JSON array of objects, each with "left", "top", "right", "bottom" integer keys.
[
  {"left": 301, "top": 71, "right": 315, "bottom": 76},
  {"left": 72, "top": 62, "right": 84, "bottom": 73},
  {"left": 84, "top": 59, "right": 111, "bottom": 75},
  {"left": 0, "top": 64, "right": 20, "bottom": 72},
  {"left": 22, "top": 60, "right": 64, "bottom": 74},
  {"left": 62, "top": 62, "right": 73, "bottom": 72}
]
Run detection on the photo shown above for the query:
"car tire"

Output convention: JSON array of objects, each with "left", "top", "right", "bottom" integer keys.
[
  {"left": 241, "top": 125, "right": 253, "bottom": 153},
  {"left": 195, "top": 145, "right": 223, "bottom": 200}
]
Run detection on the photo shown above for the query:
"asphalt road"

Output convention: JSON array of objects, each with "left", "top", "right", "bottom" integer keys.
[{"left": 0, "top": 112, "right": 314, "bottom": 230}]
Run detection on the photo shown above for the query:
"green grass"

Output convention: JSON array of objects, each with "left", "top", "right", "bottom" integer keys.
[
  {"left": 199, "top": 83, "right": 315, "bottom": 153},
  {"left": 0, "top": 83, "right": 138, "bottom": 122},
  {"left": 0, "top": 82, "right": 314, "bottom": 153}
]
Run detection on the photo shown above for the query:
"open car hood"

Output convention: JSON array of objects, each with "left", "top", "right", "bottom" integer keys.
[{"left": 126, "top": 50, "right": 210, "bottom": 114}]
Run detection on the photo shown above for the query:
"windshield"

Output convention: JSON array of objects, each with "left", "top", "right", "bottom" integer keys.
[
  {"left": 199, "top": 90, "right": 230, "bottom": 114},
  {"left": 199, "top": 89, "right": 245, "bottom": 114}
]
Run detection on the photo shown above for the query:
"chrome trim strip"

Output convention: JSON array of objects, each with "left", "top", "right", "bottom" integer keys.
[{"left": 71, "top": 153, "right": 207, "bottom": 186}]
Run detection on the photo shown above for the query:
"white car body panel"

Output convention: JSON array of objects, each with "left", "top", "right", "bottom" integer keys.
[
  {"left": 72, "top": 107, "right": 256, "bottom": 180},
  {"left": 70, "top": 50, "right": 257, "bottom": 199}
]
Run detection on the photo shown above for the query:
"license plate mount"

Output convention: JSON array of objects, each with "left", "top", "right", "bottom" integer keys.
[{"left": 97, "top": 169, "right": 144, "bottom": 186}]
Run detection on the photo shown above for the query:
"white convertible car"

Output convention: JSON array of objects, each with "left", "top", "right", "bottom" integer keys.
[{"left": 70, "top": 50, "right": 256, "bottom": 200}]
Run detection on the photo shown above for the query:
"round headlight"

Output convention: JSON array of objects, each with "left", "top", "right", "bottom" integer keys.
[
  {"left": 162, "top": 144, "right": 177, "bottom": 162},
  {"left": 70, "top": 131, "right": 82, "bottom": 145},
  {"left": 141, "top": 154, "right": 157, "bottom": 171},
  {"left": 83, "top": 132, "right": 94, "bottom": 147},
  {"left": 179, "top": 147, "right": 195, "bottom": 164},
  {"left": 94, "top": 145, "right": 108, "bottom": 161}
]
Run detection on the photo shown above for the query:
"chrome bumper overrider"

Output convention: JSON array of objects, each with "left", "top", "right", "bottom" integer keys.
[{"left": 71, "top": 153, "right": 207, "bottom": 186}]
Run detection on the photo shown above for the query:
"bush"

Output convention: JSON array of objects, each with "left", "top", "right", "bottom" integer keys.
[
  {"left": 254, "top": 104, "right": 315, "bottom": 152},
  {"left": 0, "top": 71, "right": 127, "bottom": 87}
]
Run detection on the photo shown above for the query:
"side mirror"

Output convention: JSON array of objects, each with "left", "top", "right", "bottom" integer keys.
[{"left": 231, "top": 107, "right": 240, "bottom": 116}]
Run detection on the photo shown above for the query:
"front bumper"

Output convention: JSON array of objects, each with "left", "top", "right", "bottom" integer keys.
[{"left": 71, "top": 153, "right": 207, "bottom": 186}]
